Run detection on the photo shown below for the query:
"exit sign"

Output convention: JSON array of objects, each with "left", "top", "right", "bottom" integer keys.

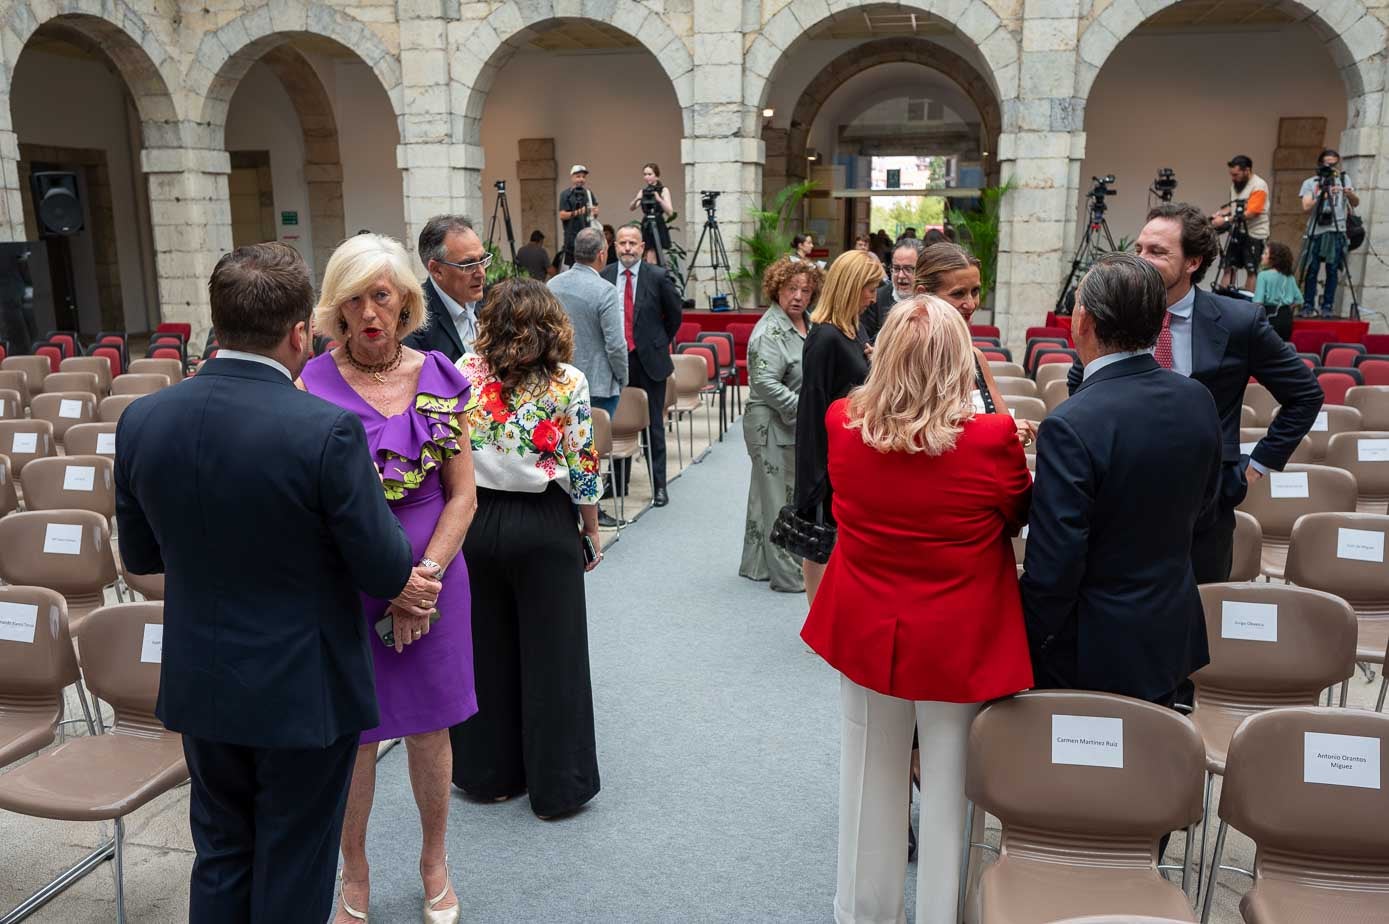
[
  {"left": 281, "top": 211, "right": 299, "bottom": 226},
  {"left": 886, "top": 169, "right": 901, "bottom": 189}
]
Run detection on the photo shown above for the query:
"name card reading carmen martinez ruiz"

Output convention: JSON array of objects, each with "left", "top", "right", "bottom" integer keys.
[{"left": 1052, "top": 715, "right": 1124, "bottom": 769}]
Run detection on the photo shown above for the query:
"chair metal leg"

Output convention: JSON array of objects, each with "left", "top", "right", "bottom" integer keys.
[
  {"left": 0, "top": 837, "right": 115, "bottom": 923},
  {"left": 1195, "top": 771, "right": 1214, "bottom": 896},
  {"left": 1377, "top": 675, "right": 1387, "bottom": 712},
  {"left": 672, "top": 413, "right": 683, "bottom": 469},
  {"left": 113, "top": 817, "right": 126, "bottom": 924},
  {"left": 1199, "top": 820, "right": 1229, "bottom": 924},
  {"left": 74, "top": 682, "right": 99, "bottom": 736},
  {"left": 1340, "top": 679, "right": 1350, "bottom": 708},
  {"left": 1357, "top": 660, "right": 1375, "bottom": 682},
  {"left": 956, "top": 798, "right": 974, "bottom": 924},
  {"left": 1182, "top": 822, "right": 1196, "bottom": 901}
]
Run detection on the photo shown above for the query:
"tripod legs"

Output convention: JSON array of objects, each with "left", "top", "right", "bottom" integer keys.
[{"left": 682, "top": 215, "right": 741, "bottom": 310}]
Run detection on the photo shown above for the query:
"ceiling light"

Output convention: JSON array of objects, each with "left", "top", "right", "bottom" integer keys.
[{"left": 762, "top": 108, "right": 775, "bottom": 118}]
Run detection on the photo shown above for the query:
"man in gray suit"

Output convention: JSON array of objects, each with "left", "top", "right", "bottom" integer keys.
[{"left": 549, "top": 227, "right": 628, "bottom": 419}]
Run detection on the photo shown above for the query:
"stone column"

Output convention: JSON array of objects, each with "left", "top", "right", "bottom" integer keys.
[
  {"left": 1339, "top": 111, "right": 1385, "bottom": 321},
  {"left": 0, "top": 95, "right": 24, "bottom": 241},
  {"left": 516, "top": 137, "right": 557, "bottom": 250},
  {"left": 141, "top": 147, "right": 233, "bottom": 344}
]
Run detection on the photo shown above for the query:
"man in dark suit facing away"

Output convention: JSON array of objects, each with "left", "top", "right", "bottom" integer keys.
[
  {"left": 601, "top": 224, "right": 683, "bottom": 507},
  {"left": 1066, "top": 204, "right": 1322, "bottom": 583},
  {"left": 1023, "top": 253, "right": 1223, "bottom": 705},
  {"left": 114, "top": 243, "right": 443, "bottom": 923}
]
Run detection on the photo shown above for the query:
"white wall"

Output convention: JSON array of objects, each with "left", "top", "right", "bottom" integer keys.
[
  {"left": 11, "top": 47, "right": 155, "bottom": 332},
  {"left": 1081, "top": 26, "right": 1347, "bottom": 243},
  {"left": 479, "top": 48, "right": 684, "bottom": 247}
]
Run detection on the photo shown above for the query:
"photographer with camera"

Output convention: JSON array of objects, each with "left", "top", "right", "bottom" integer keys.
[
  {"left": 559, "top": 164, "right": 601, "bottom": 268},
  {"left": 1211, "top": 155, "right": 1269, "bottom": 290},
  {"left": 1299, "top": 148, "right": 1359, "bottom": 317},
  {"left": 628, "top": 162, "right": 675, "bottom": 265}
]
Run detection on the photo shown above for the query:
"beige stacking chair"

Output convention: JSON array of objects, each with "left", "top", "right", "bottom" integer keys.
[
  {"left": 1239, "top": 428, "right": 1315, "bottom": 464},
  {"left": 1345, "top": 385, "right": 1389, "bottom": 429},
  {"left": 1304, "top": 405, "right": 1363, "bottom": 462},
  {"left": 122, "top": 568, "right": 165, "bottom": 602},
  {"left": 1228, "top": 511, "right": 1263, "bottom": 582},
  {"left": 1239, "top": 404, "right": 1258, "bottom": 427},
  {"left": 2, "top": 355, "right": 51, "bottom": 391},
  {"left": 110, "top": 373, "right": 169, "bottom": 396},
  {"left": 0, "top": 602, "right": 187, "bottom": 923},
  {"left": 0, "top": 419, "right": 56, "bottom": 478},
  {"left": 610, "top": 386, "right": 653, "bottom": 522},
  {"left": 59, "top": 356, "right": 113, "bottom": 396},
  {"left": 1236, "top": 463, "right": 1357, "bottom": 578},
  {"left": 31, "top": 392, "right": 97, "bottom": 447},
  {"left": 989, "top": 361, "right": 1025, "bottom": 378},
  {"left": 966, "top": 691, "right": 1204, "bottom": 923},
  {"left": 0, "top": 387, "right": 22, "bottom": 420},
  {"left": 125, "top": 357, "right": 183, "bottom": 384},
  {"left": 1325, "top": 430, "right": 1389, "bottom": 513},
  {"left": 40, "top": 371, "right": 100, "bottom": 397},
  {"left": 64, "top": 422, "right": 117, "bottom": 458},
  {"left": 0, "top": 369, "right": 32, "bottom": 411},
  {"left": 670, "top": 354, "right": 711, "bottom": 466},
  {"left": 0, "top": 510, "right": 119, "bottom": 635},
  {"left": 0, "top": 454, "right": 15, "bottom": 517},
  {"left": 1241, "top": 382, "right": 1278, "bottom": 427},
  {"left": 590, "top": 408, "right": 616, "bottom": 527},
  {"left": 98, "top": 393, "right": 141, "bottom": 424},
  {"left": 1200, "top": 707, "right": 1389, "bottom": 923},
  {"left": 994, "top": 376, "right": 1038, "bottom": 398},
  {"left": 0, "top": 586, "right": 89, "bottom": 770},
  {"left": 1005, "top": 396, "right": 1046, "bottom": 424},
  {"left": 1035, "top": 362, "right": 1070, "bottom": 390},
  {"left": 20, "top": 455, "right": 116, "bottom": 518},
  {"left": 1042, "top": 378, "right": 1069, "bottom": 413}
]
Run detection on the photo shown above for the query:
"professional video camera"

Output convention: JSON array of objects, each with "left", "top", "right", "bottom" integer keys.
[
  {"left": 1088, "top": 175, "right": 1117, "bottom": 214},
  {"left": 1317, "top": 161, "right": 1337, "bottom": 182},
  {"left": 1150, "top": 168, "right": 1177, "bottom": 202},
  {"left": 494, "top": 179, "right": 506, "bottom": 192},
  {"left": 700, "top": 190, "right": 721, "bottom": 213},
  {"left": 640, "top": 184, "right": 661, "bottom": 217}
]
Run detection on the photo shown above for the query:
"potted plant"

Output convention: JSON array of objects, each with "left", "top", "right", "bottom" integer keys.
[
  {"left": 947, "top": 181, "right": 1012, "bottom": 307},
  {"left": 732, "top": 180, "right": 817, "bottom": 305}
]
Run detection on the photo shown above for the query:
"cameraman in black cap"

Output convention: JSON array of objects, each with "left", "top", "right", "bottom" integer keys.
[
  {"left": 1299, "top": 149, "right": 1359, "bottom": 317},
  {"left": 1211, "top": 155, "right": 1269, "bottom": 291}
]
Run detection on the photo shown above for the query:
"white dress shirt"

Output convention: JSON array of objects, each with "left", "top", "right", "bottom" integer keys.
[
  {"left": 614, "top": 258, "right": 642, "bottom": 295},
  {"left": 1081, "top": 350, "right": 1147, "bottom": 381},
  {"left": 216, "top": 349, "right": 293, "bottom": 381},
  {"left": 1163, "top": 286, "right": 1196, "bottom": 378},
  {"left": 430, "top": 278, "right": 478, "bottom": 351}
]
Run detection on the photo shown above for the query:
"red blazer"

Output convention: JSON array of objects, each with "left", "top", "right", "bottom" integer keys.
[{"left": 801, "top": 400, "right": 1034, "bottom": 702}]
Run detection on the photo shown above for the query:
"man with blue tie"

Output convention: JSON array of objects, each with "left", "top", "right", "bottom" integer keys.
[
  {"left": 115, "top": 243, "right": 444, "bottom": 922},
  {"left": 1067, "top": 203, "right": 1322, "bottom": 583},
  {"left": 405, "top": 215, "right": 488, "bottom": 362}
]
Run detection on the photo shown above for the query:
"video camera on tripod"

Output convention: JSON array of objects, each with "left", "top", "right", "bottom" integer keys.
[
  {"left": 1088, "top": 175, "right": 1117, "bottom": 215},
  {"left": 1056, "top": 174, "right": 1121, "bottom": 314},
  {"left": 683, "top": 190, "right": 739, "bottom": 311},
  {"left": 1150, "top": 168, "right": 1177, "bottom": 203}
]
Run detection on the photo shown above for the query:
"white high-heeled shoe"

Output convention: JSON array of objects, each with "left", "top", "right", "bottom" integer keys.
[
  {"left": 336, "top": 873, "right": 368, "bottom": 922},
  {"left": 422, "top": 861, "right": 460, "bottom": 924}
]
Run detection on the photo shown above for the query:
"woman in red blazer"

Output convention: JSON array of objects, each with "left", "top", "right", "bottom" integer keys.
[{"left": 800, "top": 295, "right": 1032, "bottom": 924}]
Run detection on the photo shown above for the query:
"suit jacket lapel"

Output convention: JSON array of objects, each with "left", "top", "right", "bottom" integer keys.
[
  {"left": 1190, "top": 289, "right": 1228, "bottom": 382},
  {"left": 426, "top": 279, "right": 466, "bottom": 357}
]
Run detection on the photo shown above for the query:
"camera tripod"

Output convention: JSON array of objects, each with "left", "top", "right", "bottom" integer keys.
[
  {"left": 683, "top": 202, "right": 740, "bottom": 311},
  {"left": 1056, "top": 181, "right": 1118, "bottom": 315},
  {"left": 1212, "top": 201, "right": 1255, "bottom": 292},
  {"left": 487, "top": 181, "right": 517, "bottom": 264},
  {"left": 1297, "top": 173, "right": 1361, "bottom": 320}
]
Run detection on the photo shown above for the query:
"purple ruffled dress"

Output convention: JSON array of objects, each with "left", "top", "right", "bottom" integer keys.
[{"left": 302, "top": 350, "right": 478, "bottom": 743}]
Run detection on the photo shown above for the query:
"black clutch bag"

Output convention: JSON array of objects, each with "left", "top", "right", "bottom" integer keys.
[{"left": 769, "top": 504, "right": 836, "bottom": 565}]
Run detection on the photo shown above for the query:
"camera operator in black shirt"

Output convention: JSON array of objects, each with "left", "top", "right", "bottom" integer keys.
[
  {"left": 559, "top": 164, "right": 600, "bottom": 267},
  {"left": 629, "top": 162, "right": 675, "bottom": 266}
]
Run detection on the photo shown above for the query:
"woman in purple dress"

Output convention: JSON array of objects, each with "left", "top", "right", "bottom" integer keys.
[{"left": 300, "top": 233, "right": 478, "bottom": 924}]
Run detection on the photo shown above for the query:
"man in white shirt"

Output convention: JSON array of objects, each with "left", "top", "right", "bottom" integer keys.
[{"left": 404, "top": 215, "right": 489, "bottom": 362}]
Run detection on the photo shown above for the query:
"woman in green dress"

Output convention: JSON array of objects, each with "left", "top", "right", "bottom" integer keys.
[{"left": 739, "top": 256, "right": 824, "bottom": 593}]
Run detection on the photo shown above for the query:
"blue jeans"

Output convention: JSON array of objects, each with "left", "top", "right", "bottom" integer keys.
[
  {"left": 591, "top": 395, "right": 620, "bottom": 418},
  {"left": 1302, "top": 233, "right": 1346, "bottom": 316}
]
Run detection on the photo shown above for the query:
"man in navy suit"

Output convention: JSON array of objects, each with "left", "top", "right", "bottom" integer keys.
[
  {"left": 1024, "top": 253, "right": 1223, "bottom": 704},
  {"left": 602, "top": 224, "right": 683, "bottom": 506},
  {"left": 404, "top": 214, "right": 488, "bottom": 362},
  {"left": 1066, "top": 203, "right": 1322, "bottom": 583},
  {"left": 115, "top": 243, "right": 443, "bottom": 922}
]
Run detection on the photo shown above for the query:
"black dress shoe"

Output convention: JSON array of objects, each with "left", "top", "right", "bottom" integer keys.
[
  {"left": 597, "top": 510, "right": 623, "bottom": 528},
  {"left": 652, "top": 488, "right": 669, "bottom": 507}
]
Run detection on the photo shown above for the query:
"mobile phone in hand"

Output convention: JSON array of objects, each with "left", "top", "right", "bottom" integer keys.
[
  {"left": 581, "top": 534, "right": 598, "bottom": 565},
  {"left": 375, "top": 610, "right": 441, "bottom": 648}
]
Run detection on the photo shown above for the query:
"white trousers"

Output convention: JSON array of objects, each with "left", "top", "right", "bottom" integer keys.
[{"left": 835, "top": 675, "right": 979, "bottom": 924}]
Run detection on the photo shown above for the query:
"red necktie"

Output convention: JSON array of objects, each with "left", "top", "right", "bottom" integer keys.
[
  {"left": 1153, "top": 310, "right": 1174, "bottom": 370},
  {"left": 623, "top": 270, "right": 636, "bottom": 351}
]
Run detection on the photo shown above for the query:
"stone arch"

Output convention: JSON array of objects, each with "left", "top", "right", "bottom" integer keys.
[
  {"left": 3, "top": 6, "right": 183, "bottom": 142},
  {"left": 780, "top": 37, "right": 1003, "bottom": 185},
  {"left": 746, "top": 0, "right": 1021, "bottom": 121},
  {"left": 188, "top": 2, "right": 403, "bottom": 146},
  {"left": 449, "top": 0, "right": 694, "bottom": 146},
  {"left": 1076, "top": 0, "right": 1383, "bottom": 122}
]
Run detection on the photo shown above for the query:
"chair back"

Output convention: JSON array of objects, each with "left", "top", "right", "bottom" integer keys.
[
  {"left": 1006, "top": 396, "right": 1046, "bottom": 424},
  {"left": 0, "top": 585, "right": 79, "bottom": 706},
  {"left": 33, "top": 345, "right": 63, "bottom": 373},
  {"left": 88, "top": 345, "right": 124, "bottom": 379},
  {"left": 2, "top": 355, "right": 50, "bottom": 388},
  {"left": 99, "top": 394, "right": 141, "bottom": 423},
  {"left": 1240, "top": 427, "right": 1315, "bottom": 464},
  {"left": 676, "top": 343, "right": 718, "bottom": 381},
  {"left": 1035, "top": 362, "right": 1070, "bottom": 390},
  {"left": 1024, "top": 337, "right": 1069, "bottom": 369},
  {"left": 0, "top": 388, "right": 20, "bottom": 420},
  {"left": 1041, "top": 378, "right": 1069, "bottom": 413},
  {"left": 971, "top": 324, "right": 1002, "bottom": 338},
  {"left": 994, "top": 376, "right": 1038, "bottom": 398},
  {"left": 1357, "top": 358, "right": 1389, "bottom": 387},
  {"left": 1237, "top": 463, "right": 1358, "bottom": 542},
  {"left": 59, "top": 357, "right": 113, "bottom": 394},
  {"left": 1194, "top": 583, "right": 1357, "bottom": 710},
  {"left": 31, "top": 392, "right": 97, "bottom": 444},
  {"left": 0, "top": 510, "right": 118, "bottom": 600},
  {"left": 966, "top": 691, "right": 1204, "bottom": 865},
  {"left": 663, "top": 376, "right": 677, "bottom": 413},
  {"left": 0, "top": 454, "right": 15, "bottom": 517},
  {"left": 1315, "top": 368, "right": 1363, "bottom": 405},
  {"left": 44, "top": 332, "right": 78, "bottom": 359},
  {"left": 725, "top": 322, "right": 755, "bottom": 349},
  {"left": 126, "top": 357, "right": 183, "bottom": 383},
  {"left": 672, "top": 354, "right": 708, "bottom": 397},
  {"left": 111, "top": 373, "right": 170, "bottom": 396},
  {"left": 123, "top": 569, "right": 165, "bottom": 601},
  {"left": 590, "top": 407, "right": 613, "bottom": 458},
  {"left": 1291, "top": 329, "right": 1334, "bottom": 355},
  {"left": 1284, "top": 512, "right": 1389, "bottom": 618},
  {"left": 0, "top": 420, "right": 55, "bottom": 475},
  {"left": 1346, "top": 386, "right": 1389, "bottom": 429},
  {"left": 1220, "top": 708, "right": 1389, "bottom": 883},
  {"left": 674, "top": 321, "right": 701, "bottom": 346},
  {"left": 1304, "top": 405, "right": 1362, "bottom": 461},
  {"left": 64, "top": 422, "right": 117, "bottom": 458},
  {"left": 155, "top": 321, "right": 192, "bottom": 341},
  {"left": 695, "top": 332, "right": 734, "bottom": 368},
  {"left": 612, "top": 386, "right": 651, "bottom": 438},
  {"left": 76, "top": 603, "right": 167, "bottom": 732},
  {"left": 46, "top": 369, "right": 101, "bottom": 399},
  {"left": 1242, "top": 382, "right": 1279, "bottom": 427},
  {"left": 1325, "top": 431, "right": 1389, "bottom": 507},
  {"left": 0, "top": 370, "right": 29, "bottom": 411},
  {"left": 1239, "top": 404, "right": 1258, "bottom": 427},
  {"left": 1035, "top": 348, "right": 1079, "bottom": 370},
  {"left": 19, "top": 455, "right": 116, "bottom": 517},
  {"left": 1230, "top": 510, "right": 1263, "bottom": 582},
  {"left": 1323, "top": 345, "right": 1365, "bottom": 368},
  {"left": 990, "top": 361, "right": 1025, "bottom": 378}
]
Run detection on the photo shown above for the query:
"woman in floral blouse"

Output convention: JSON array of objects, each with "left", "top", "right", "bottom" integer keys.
[{"left": 450, "top": 277, "right": 603, "bottom": 818}]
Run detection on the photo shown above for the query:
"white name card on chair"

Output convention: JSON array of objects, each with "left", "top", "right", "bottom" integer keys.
[
  {"left": 1337, "top": 528, "right": 1386, "bottom": 563},
  {"left": 42, "top": 523, "right": 82, "bottom": 555},
  {"left": 96, "top": 432, "right": 116, "bottom": 455},
  {"left": 1269, "top": 471, "right": 1309, "bottom": 498},
  {"left": 11, "top": 432, "right": 37, "bottom": 453},
  {"left": 62, "top": 465, "right": 95, "bottom": 492},
  {"left": 140, "top": 624, "right": 163, "bottom": 664},
  {"left": 0, "top": 602, "right": 38, "bottom": 644},
  {"left": 1221, "top": 600, "right": 1278, "bottom": 642},
  {"left": 58, "top": 399, "right": 84, "bottom": 419},
  {"left": 1359, "top": 439, "right": 1389, "bottom": 462},
  {"left": 1311, "top": 410, "right": 1330, "bottom": 432},
  {"left": 1304, "top": 732, "right": 1380, "bottom": 790},
  {"left": 1051, "top": 715, "right": 1123, "bottom": 768}
]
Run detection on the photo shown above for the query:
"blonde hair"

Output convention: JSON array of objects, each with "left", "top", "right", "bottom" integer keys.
[
  {"left": 815, "top": 250, "right": 881, "bottom": 339},
  {"left": 313, "top": 233, "right": 427, "bottom": 340},
  {"left": 845, "top": 295, "right": 976, "bottom": 455}
]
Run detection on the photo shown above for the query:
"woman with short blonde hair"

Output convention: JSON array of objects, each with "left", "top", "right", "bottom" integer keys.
[
  {"left": 313, "top": 233, "right": 428, "bottom": 342},
  {"left": 800, "top": 295, "right": 1033, "bottom": 924}
]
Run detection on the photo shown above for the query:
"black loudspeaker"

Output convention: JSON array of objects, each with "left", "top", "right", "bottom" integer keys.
[{"left": 30, "top": 170, "right": 84, "bottom": 236}]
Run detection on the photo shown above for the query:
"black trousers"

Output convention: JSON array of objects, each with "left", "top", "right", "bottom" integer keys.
[
  {"left": 182, "top": 732, "right": 359, "bottom": 923},
  {"left": 618, "top": 353, "right": 670, "bottom": 492},
  {"left": 1193, "top": 467, "right": 1240, "bottom": 584},
  {"left": 450, "top": 485, "right": 600, "bottom": 817}
]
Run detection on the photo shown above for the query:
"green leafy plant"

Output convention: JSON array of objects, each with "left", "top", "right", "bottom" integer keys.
[
  {"left": 732, "top": 179, "right": 818, "bottom": 301},
  {"left": 483, "top": 240, "right": 522, "bottom": 286},
  {"left": 946, "top": 181, "right": 1012, "bottom": 305}
]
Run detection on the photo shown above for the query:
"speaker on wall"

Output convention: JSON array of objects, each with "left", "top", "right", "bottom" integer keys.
[{"left": 29, "top": 170, "right": 84, "bottom": 236}]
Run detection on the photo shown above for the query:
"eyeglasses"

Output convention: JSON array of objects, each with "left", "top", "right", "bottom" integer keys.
[
  {"left": 435, "top": 253, "right": 492, "bottom": 274},
  {"left": 890, "top": 264, "right": 916, "bottom": 275}
]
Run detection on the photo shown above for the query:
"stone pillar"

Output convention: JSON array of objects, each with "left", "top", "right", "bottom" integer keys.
[
  {"left": 516, "top": 138, "right": 557, "bottom": 252},
  {"left": 995, "top": 0, "right": 1082, "bottom": 353},
  {"left": 1339, "top": 115, "right": 1384, "bottom": 322},
  {"left": 141, "top": 147, "right": 233, "bottom": 344},
  {"left": 0, "top": 94, "right": 24, "bottom": 241}
]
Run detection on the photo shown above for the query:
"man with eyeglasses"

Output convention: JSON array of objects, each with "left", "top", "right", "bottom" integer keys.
[
  {"left": 859, "top": 238, "right": 923, "bottom": 342},
  {"left": 405, "top": 214, "right": 490, "bottom": 363}
]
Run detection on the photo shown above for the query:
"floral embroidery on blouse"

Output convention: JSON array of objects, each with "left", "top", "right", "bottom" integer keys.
[
  {"left": 459, "top": 355, "right": 601, "bottom": 503},
  {"left": 378, "top": 392, "right": 466, "bottom": 501}
]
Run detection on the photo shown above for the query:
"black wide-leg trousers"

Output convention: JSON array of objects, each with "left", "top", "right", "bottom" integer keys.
[{"left": 450, "top": 484, "right": 600, "bottom": 817}]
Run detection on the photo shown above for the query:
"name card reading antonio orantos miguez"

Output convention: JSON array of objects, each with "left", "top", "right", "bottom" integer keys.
[
  {"left": 140, "top": 624, "right": 163, "bottom": 664},
  {"left": 1304, "top": 732, "right": 1380, "bottom": 790},
  {"left": 1221, "top": 600, "right": 1277, "bottom": 642},
  {"left": 1338, "top": 528, "right": 1385, "bottom": 563},
  {"left": 1051, "top": 715, "right": 1123, "bottom": 769}
]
